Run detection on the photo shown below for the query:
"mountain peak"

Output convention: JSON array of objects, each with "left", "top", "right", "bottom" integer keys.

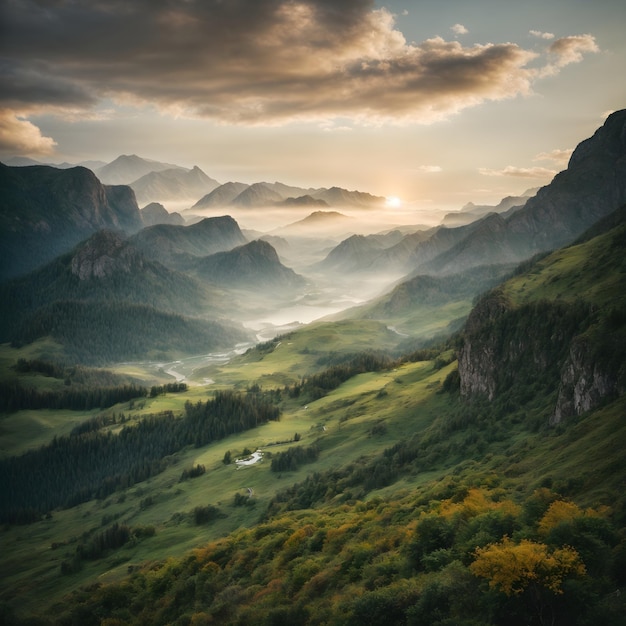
[{"left": 70, "top": 230, "right": 143, "bottom": 280}]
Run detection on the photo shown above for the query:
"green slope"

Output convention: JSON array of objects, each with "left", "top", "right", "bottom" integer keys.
[{"left": 1, "top": 211, "right": 625, "bottom": 624}]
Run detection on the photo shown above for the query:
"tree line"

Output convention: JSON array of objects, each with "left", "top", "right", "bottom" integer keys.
[
  {"left": 0, "top": 379, "right": 148, "bottom": 412},
  {"left": 0, "top": 390, "right": 280, "bottom": 524}
]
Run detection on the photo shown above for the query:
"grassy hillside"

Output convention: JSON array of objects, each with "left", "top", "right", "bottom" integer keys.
[{"left": 1, "top": 212, "right": 625, "bottom": 625}]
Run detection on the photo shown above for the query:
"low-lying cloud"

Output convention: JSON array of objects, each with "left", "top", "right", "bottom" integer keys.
[
  {"left": 479, "top": 165, "right": 557, "bottom": 179},
  {"left": 0, "top": 0, "right": 600, "bottom": 151}
]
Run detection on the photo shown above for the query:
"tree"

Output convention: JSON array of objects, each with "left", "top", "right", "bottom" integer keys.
[
  {"left": 470, "top": 537, "right": 586, "bottom": 596},
  {"left": 470, "top": 537, "right": 586, "bottom": 626},
  {"left": 223, "top": 450, "right": 232, "bottom": 465}
]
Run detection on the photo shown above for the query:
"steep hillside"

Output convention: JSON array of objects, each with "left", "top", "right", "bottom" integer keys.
[
  {"left": 0, "top": 164, "right": 143, "bottom": 280},
  {"left": 458, "top": 205, "right": 626, "bottom": 422},
  {"left": 430, "top": 109, "right": 626, "bottom": 273}
]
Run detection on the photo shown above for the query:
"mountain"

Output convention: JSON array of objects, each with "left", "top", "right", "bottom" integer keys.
[
  {"left": 189, "top": 181, "right": 250, "bottom": 210},
  {"left": 0, "top": 230, "right": 212, "bottom": 324},
  {"left": 310, "top": 186, "right": 386, "bottom": 208},
  {"left": 458, "top": 203, "right": 626, "bottom": 420},
  {"left": 279, "top": 195, "right": 329, "bottom": 208},
  {"left": 187, "top": 181, "right": 386, "bottom": 211},
  {"left": 140, "top": 202, "right": 185, "bottom": 227},
  {"left": 231, "top": 182, "right": 284, "bottom": 207},
  {"left": 0, "top": 230, "right": 250, "bottom": 363},
  {"left": 95, "top": 154, "right": 186, "bottom": 185},
  {"left": 428, "top": 109, "right": 626, "bottom": 274},
  {"left": 130, "top": 215, "right": 247, "bottom": 268},
  {"left": 314, "top": 233, "right": 389, "bottom": 273},
  {"left": 130, "top": 166, "right": 220, "bottom": 204},
  {"left": 442, "top": 190, "right": 537, "bottom": 226},
  {"left": 191, "top": 239, "right": 305, "bottom": 289},
  {"left": 3, "top": 157, "right": 107, "bottom": 170},
  {"left": 0, "top": 163, "right": 143, "bottom": 281},
  {"left": 317, "top": 218, "right": 487, "bottom": 276},
  {"left": 274, "top": 210, "right": 355, "bottom": 238}
]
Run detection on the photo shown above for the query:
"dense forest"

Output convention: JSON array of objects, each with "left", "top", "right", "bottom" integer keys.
[{"left": 0, "top": 390, "right": 280, "bottom": 524}]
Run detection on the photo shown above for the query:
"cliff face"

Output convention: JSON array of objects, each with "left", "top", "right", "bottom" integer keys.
[
  {"left": 551, "top": 337, "right": 622, "bottom": 424},
  {"left": 458, "top": 292, "right": 586, "bottom": 404},
  {"left": 70, "top": 230, "right": 145, "bottom": 281},
  {"left": 0, "top": 164, "right": 142, "bottom": 280},
  {"left": 458, "top": 211, "right": 626, "bottom": 423}
]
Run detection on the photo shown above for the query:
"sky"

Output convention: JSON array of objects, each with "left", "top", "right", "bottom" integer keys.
[{"left": 1, "top": 0, "right": 625, "bottom": 215}]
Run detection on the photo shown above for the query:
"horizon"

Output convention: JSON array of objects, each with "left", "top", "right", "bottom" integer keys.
[{"left": 2, "top": 0, "right": 625, "bottom": 216}]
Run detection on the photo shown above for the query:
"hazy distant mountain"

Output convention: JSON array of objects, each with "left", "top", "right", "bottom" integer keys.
[
  {"left": 190, "top": 182, "right": 250, "bottom": 210},
  {"left": 3, "top": 156, "right": 108, "bottom": 170},
  {"left": 314, "top": 234, "right": 389, "bottom": 273},
  {"left": 231, "top": 182, "right": 284, "bottom": 207},
  {"left": 275, "top": 211, "right": 354, "bottom": 237},
  {"left": 442, "top": 190, "right": 538, "bottom": 226},
  {"left": 0, "top": 163, "right": 142, "bottom": 281},
  {"left": 95, "top": 154, "right": 186, "bottom": 185},
  {"left": 279, "top": 195, "right": 329, "bottom": 208},
  {"left": 130, "top": 166, "right": 220, "bottom": 204},
  {"left": 310, "top": 186, "right": 385, "bottom": 208},
  {"left": 191, "top": 239, "right": 305, "bottom": 289},
  {"left": 4, "top": 156, "right": 47, "bottom": 167},
  {"left": 187, "top": 181, "right": 385, "bottom": 211},
  {"left": 425, "top": 109, "right": 626, "bottom": 274},
  {"left": 140, "top": 202, "right": 185, "bottom": 227},
  {"left": 130, "top": 215, "right": 247, "bottom": 268},
  {"left": 358, "top": 264, "right": 513, "bottom": 320}
]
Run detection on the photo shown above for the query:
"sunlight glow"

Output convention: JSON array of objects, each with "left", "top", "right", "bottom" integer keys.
[{"left": 385, "top": 195, "right": 402, "bottom": 208}]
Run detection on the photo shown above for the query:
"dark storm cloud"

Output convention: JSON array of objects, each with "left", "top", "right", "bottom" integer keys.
[{"left": 0, "top": 0, "right": 599, "bottom": 127}]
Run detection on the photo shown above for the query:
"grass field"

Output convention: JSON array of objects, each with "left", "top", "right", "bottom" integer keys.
[{"left": 0, "top": 319, "right": 445, "bottom": 612}]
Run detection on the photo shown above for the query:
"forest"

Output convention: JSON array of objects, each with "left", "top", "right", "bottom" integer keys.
[{"left": 0, "top": 390, "right": 280, "bottom": 524}]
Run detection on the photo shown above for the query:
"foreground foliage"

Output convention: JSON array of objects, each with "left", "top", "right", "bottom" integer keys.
[{"left": 18, "top": 487, "right": 623, "bottom": 626}]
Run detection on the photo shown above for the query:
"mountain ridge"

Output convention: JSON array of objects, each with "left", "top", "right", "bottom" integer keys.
[{"left": 0, "top": 163, "right": 143, "bottom": 281}]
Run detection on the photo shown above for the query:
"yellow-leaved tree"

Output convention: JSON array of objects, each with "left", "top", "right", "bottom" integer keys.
[{"left": 470, "top": 537, "right": 585, "bottom": 596}]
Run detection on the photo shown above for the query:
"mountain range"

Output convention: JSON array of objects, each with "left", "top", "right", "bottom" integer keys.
[
  {"left": 1, "top": 111, "right": 626, "bottom": 626},
  {"left": 2, "top": 110, "right": 626, "bottom": 364},
  {"left": 188, "top": 181, "right": 387, "bottom": 211},
  {"left": 316, "top": 110, "right": 626, "bottom": 280}
]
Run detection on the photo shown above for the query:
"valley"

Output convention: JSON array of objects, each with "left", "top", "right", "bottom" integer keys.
[{"left": 0, "top": 111, "right": 625, "bottom": 625}]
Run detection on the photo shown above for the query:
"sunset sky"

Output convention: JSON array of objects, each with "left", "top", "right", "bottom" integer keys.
[{"left": 1, "top": 0, "right": 625, "bottom": 214}]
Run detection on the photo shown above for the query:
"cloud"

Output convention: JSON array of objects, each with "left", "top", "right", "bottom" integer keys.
[
  {"left": 0, "top": 0, "right": 601, "bottom": 127},
  {"left": 529, "top": 30, "right": 555, "bottom": 40},
  {"left": 541, "top": 34, "right": 600, "bottom": 75},
  {"left": 0, "top": 109, "right": 57, "bottom": 155},
  {"left": 479, "top": 165, "right": 557, "bottom": 179},
  {"left": 417, "top": 165, "right": 443, "bottom": 173},
  {"left": 451, "top": 24, "right": 469, "bottom": 36},
  {"left": 533, "top": 148, "right": 572, "bottom": 166}
]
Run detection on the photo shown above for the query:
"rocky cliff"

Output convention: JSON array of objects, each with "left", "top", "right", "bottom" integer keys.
[
  {"left": 0, "top": 164, "right": 142, "bottom": 280},
  {"left": 457, "top": 206, "right": 626, "bottom": 423}
]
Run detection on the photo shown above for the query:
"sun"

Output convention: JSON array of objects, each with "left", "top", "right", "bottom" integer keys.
[{"left": 385, "top": 196, "right": 402, "bottom": 208}]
